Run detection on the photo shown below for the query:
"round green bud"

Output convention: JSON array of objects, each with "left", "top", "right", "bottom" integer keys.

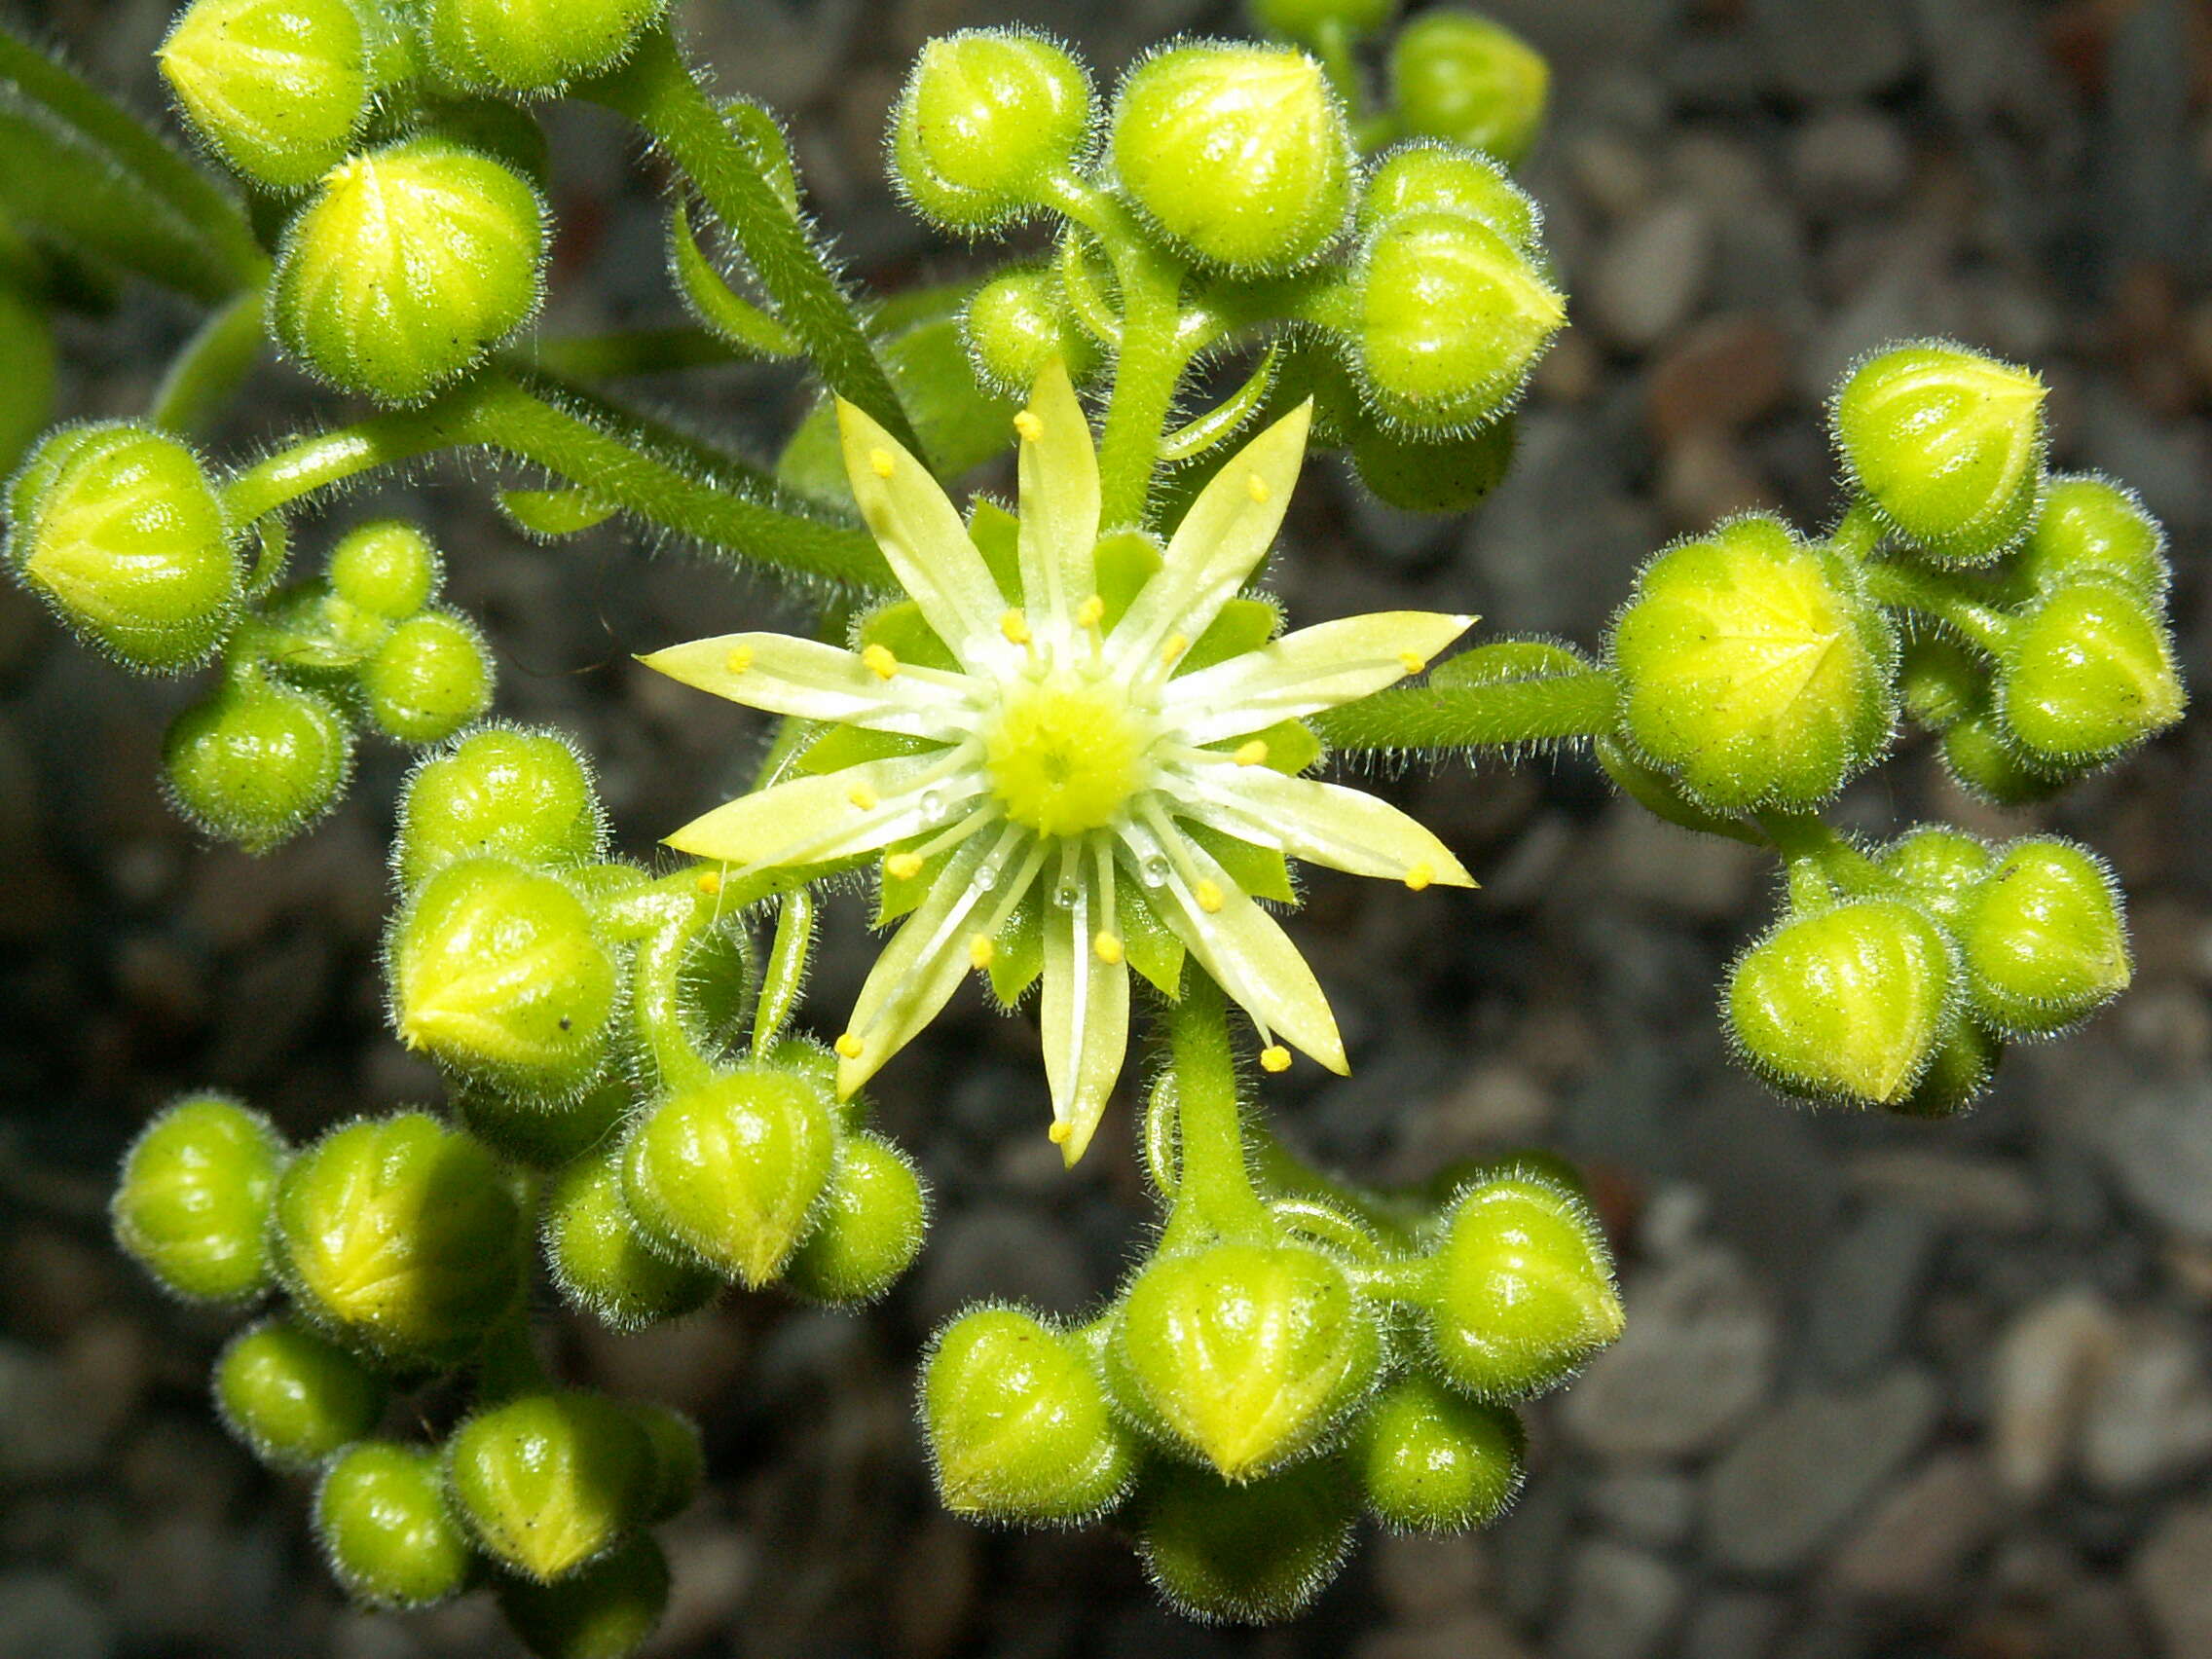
[
  {"left": 619, "top": 1068, "right": 836, "bottom": 1287},
  {"left": 1387, "top": 10, "right": 1549, "bottom": 167},
  {"left": 318, "top": 1441, "right": 476, "bottom": 1608},
  {"left": 544, "top": 1150, "right": 717, "bottom": 1332},
  {"left": 456, "top": 1076, "right": 630, "bottom": 1171},
  {"left": 360, "top": 610, "right": 495, "bottom": 745},
  {"left": 1359, "top": 141, "right": 1539, "bottom": 245},
  {"left": 1349, "top": 410, "right": 1516, "bottom": 514},
  {"left": 922, "top": 1306, "right": 1136, "bottom": 1525},
  {"left": 783, "top": 1132, "right": 927, "bottom": 1306},
  {"left": 1610, "top": 515, "right": 1898, "bottom": 812},
  {"left": 447, "top": 1392, "right": 651, "bottom": 1583},
  {"left": 1832, "top": 342, "right": 2047, "bottom": 563},
  {"left": 165, "top": 674, "right": 353, "bottom": 853},
  {"left": 329, "top": 519, "right": 443, "bottom": 618},
  {"left": 1113, "top": 1241, "right": 1379, "bottom": 1480},
  {"left": 7, "top": 423, "right": 238, "bottom": 672},
  {"left": 272, "top": 137, "right": 546, "bottom": 405},
  {"left": 0, "top": 287, "right": 56, "bottom": 476},
  {"left": 1250, "top": 0, "right": 1400, "bottom": 48},
  {"left": 891, "top": 30, "right": 1093, "bottom": 233},
  {"left": 416, "top": 0, "right": 670, "bottom": 96},
  {"left": 626, "top": 1402, "right": 703, "bottom": 1526},
  {"left": 1957, "top": 837, "right": 2130, "bottom": 1039},
  {"left": 1891, "top": 1012, "right": 2001, "bottom": 1121},
  {"left": 215, "top": 1317, "right": 387, "bottom": 1470},
  {"left": 1898, "top": 633, "right": 1983, "bottom": 731},
  {"left": 1874, "top": 826, "right": 1992, "bottom": 918},
  {"left": 112, "top": 1093, "right": 284, "bottom": 1304},
  {"left": 2013, "top": 474, "right": 2168, "bottom": 602},
  {"left": 1135, "top": 1456, "right": 1357, "bottom": 1625},
  {"left": 1994, "top": 576, "right": 2185, "bottom": 767},
  {"left": 389, "top": 860, "right": 618, "bottom": 1099},
  {"left": 160, "top": 0, "right": 375, "bottom": 190},
  {"left": 395, "top": 725, "right": 606, "bottom": 888},
  {"left": 1941, "top": 712, "right": 2065, "bottom": 806},
  {"left": 494, "top": 1532, "right": 669, "bottom": 1659},
  {"left": 1726, "top": 899, "right": 1957, "bottom": 1109},
  {"left": 1355, "top": 1374, "right": 1524, "bottom": 1533},
  {"left": 1424, "top": 1171, "right": 1624, "bottom": 1400},
  {"left": 962, "top": 267, "right": 1101, "bottom": 398},
  {"left": 1352, "top": 209, "right": 1564, "bottom": 431},
  {"left": 1112, "top": 44, "right": 1354, "bottom": 275},
  {"left": 276, "top": 1112, "right": 525, "bottom": 1366}
]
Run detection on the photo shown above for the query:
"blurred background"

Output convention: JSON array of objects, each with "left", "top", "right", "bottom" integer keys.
[{"left": 3, "top": 0, "right": 2212, "bottom": 1655}]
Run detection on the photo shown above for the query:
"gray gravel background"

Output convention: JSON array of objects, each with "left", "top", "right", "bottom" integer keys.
[{"left": 4, "top": 0, "right": 2212, "bottom": 1656}]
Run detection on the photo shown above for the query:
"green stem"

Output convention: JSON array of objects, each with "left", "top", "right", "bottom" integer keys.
[
  {"left": 632, "top": 897, "right": 722, "bottom": 1095},
  {"left": 1097, "top": 245, "right": 1194, "bottom": 530},
  {"left": 751, "top": 889, "right": 814, "bottom": 1054},
  {"left": 1250, "top": 1128, "right": 1425, "bottom": 1246},
  {"left": 1829, "top": 497, "right": 1886, "bottom": 562},
  {"left": 1159, "top": 974, "right": 1272, "bottom": 1248},
  {"left": 1753, "top": 809, "right": 1897, "bottom": 910},
  {"left": 582, "top": 26, "right": 920, "bottom": 458},
  {"left": 1862, "top": 561, "right": 2012, "bottom": 656},
  {"left": 525, "top": 325, "right": 746, "bottom": 379},
  {"left": 151, "top": 284, "right": 266, "bottom": 436},
  {"left": 1314, "top": 671, "right": 1620, "bottom": 752}
]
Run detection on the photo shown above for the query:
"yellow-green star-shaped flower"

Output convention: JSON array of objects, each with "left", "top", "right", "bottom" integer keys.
[{"left": 645, "top": 363, "right": 1474, "bottom": 1162}]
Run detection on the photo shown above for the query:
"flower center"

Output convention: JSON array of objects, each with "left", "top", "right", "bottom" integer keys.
[{"left": 983, "top": 673, "right": 1148, "bottom": 836}]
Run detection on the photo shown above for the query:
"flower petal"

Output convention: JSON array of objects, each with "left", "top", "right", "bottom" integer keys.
[
  {"left": 1109, "top": 401, "right": 1312, "bottom": 670},
  {"left": 836, "top": 398, "right": 1005, "bottom": 655},
  {"left": 642, "top": 632, "right": 973, "bottom": 738},
  {"left": 1170, "top": 764, "right": 1476, "bottom": 888},
  {"left": 1015, "top": 360, "right": 1099, "bottom": 631},
  {"left": 1162, "top": 611, "right": 1476, "bottom": 744},
  {"left": 1039, "top": 840, "right": 1129, "bottom": 1165},
  {"left": 664, "top": 749, "right": 983, "bottom": 868}
]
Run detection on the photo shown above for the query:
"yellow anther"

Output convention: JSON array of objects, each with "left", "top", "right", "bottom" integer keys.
[
  {"left": 834, "top": 1033, "right": 864, "bottom": 1059},
  {"left": 1246, "top": 472, "right": 1271, "bottom": 504},
  {"left": 1048, "top": 1120, "right": 1073, "bottom": 1145},
  {"left": 722, "top": 645, "right": 754, "bottom": 676},
  {"left": 1260, "top": 1045, "right": 1291, "bottom": 1073},
  {"left": 1195, "top": 879, "right": 1226, "bottom": 914},
  {"left": 848, "top": 785, "right": 879, "bottom": 811},
  {"left": 885, "top": 852, "right": 924, "bottom": 881},
  {"left": 1233, "top": 739, "right": 1270, "bottom": 767},
  {"left": 1161, "top": 633, "right": 1191, "bottom": 667},
  {"left": 695, "top": 870, "right": 722, "bottom": 896},
  {"left": 969, "top": 933, "right": 996, "bottom": 971},
  {"left": 1405, "top": 863, "right": 1434, "bottom": 892},
  {"left": 1075, "top": 594, "right": 1105, "bottom": 630},
  {"left": 1000, "top": 608, "right": 1032, "bottom": 645},
  {"left": 861, "top": 643, "right": 900, "bottom": 680},
  {"left": 868, "top": 447, "right": 896, "bottom": 478},
  {"left": 1093, "top": 930, "right": 1124, "bottom": 966},
  {"left": 1398, "top": 651, "right": 1429, "bottom": 676},
  {"left": 1014, "top": 410, "right": 1045, "bottom": 442}
]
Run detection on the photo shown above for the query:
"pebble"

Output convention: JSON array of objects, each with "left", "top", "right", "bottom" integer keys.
[
  {"left": 2132, "top": 1501, "right": 2212, "bottom": 1658},
  {"left": 1680, "top": 1593, "right": 1789, "bottom": 1659},
  {"left": 1788, "top": 109, "right": 1913, "bottom": 214},
  {"left": 1645, "top": 314, "right": 1793, "bottom": 443},
  {"left": 1561, "top": 1244, "right": 1776, "bottom": 1460},
  {"left": 1354, "top": 1612, "right": 1535, "bottom": 1659},
  {"left": 0, "top": 1571, "right": 113, "bottom": 1659},
  {"left": 1804, "top": 1206, "right": 1940, "bottom": 1384},
  {"left": 1550, "top": 1540, "right": 1684, "bottom": 1659},
  {"left": 2080, "top": 1316, "right": 2212, "bottom": 1497},
  {"left": 1822, "top": 1451, "right": 2003, "bottom": 1603},
  {"left": 1702, "top": 1370, "right": 1941, "bottom": 1574},
  {"left": 1370, "top": 1532, "right": 1488, "bottom": 1627},
  {"left": 1989, "top": 1287, "right": 2122, "bottom": 1502},
  {"left": 2082, "top": 1081, "right": 2212, "bottom": 1239},
  {"left": 1843, "top": 1151, "right": 2045, "bottom": 1235},
  {"left": 1583, "top": 1467, "right": 1698, "bottom": 1549},
  {"left": 1586, "top": 200, "right": 1714, "bottom": 353},
  {"left": 1748, "top": 0, "right": 1915, "bottom": 99}
]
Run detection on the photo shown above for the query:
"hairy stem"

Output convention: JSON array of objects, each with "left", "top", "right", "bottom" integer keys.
[
  {"left": 1159, "top": 973, "right": 1272, "bottom": 1248},
  {"left": 1862, "top": 561, "right": 2012, "bottom": 656},
  {"left": 1314, "top": 671, "right": 1621, "bottom": 752}
]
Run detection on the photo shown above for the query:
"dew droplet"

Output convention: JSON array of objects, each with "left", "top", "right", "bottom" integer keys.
[
  {"left": 1053, "top": 879, "right": 1081, "bottom": 907},
  {"left": 919, "top": 789, "right": 947, "bottom": 825},
  {"left": 1140, "top": 855, "right": 1170, "bottom": 888}
]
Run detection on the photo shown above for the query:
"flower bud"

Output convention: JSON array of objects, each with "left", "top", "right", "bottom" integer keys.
[
  {"left": 1352, "top": 209, "right": 1564, "bottom": 431},
  {"left": 1874, "top": 826, "right": 1991, "bottom": 917},
  {"left": 1355, "top": 1374, "right": 1524, "bottom": 1533},
  {"left": 447, "top": 1392, "right": 651, "bottom": 1583},
  {"left": 317, "top": 1442, "right": 476, "bottom": 1607},
  {"left": 1250, "top": 0, "right": 1400, "bottom": 47},
  {"left": 627, "top": 1402, "right": 703, "bottom": 1525},
  {"left": 1423, "top": 1171, "right": 1623, "bottom": 1400},
  {"left": 394, "top": 725, "right": 607, "bottom": 888},
  {"left": 495, "top": 1533, "right": 669, "bottom": 1659},
  {"left": 215, "top": 1316, "right": 387, "bottom": 1470},
  {"left": 891, "top": 30, "right": 1093, "bottom": 233},
  {"left": 276, "top": 1112, "right": 526, "bottom": 1366},
  {"left": 1387, "top": 10, "right": 1549, "bottom": 166},
  {"left": 7, "top": 423, "right": 239, "bottom": 672},
  {"left": 1957, "top": 837, "right": 2130, "bottom": 1039},
  {"left": 619, "top": 1069, "right": 837, "bottom": 1287},
  {"left": 272, "top": 137, "right": 546, "bottom": 405},
  {"left": 922, "top": 1307, "right": 1136, "bottom": 1524},
  {"left": 456, "top": 1076, "right": 630, "bottom": 1171},
  {"left": 1832, "top": 342, "right": 2047, "bottom": 563},
  {"left": 1898, "top": 633, "right": 1982, "bottom": 731},
  {"left": 389, "top": 860, "right": 618, "bottom": 1100},
  {"left": 160, "top": 0, "right": 376, "bottom": 190},
  {"left": 165, "top": 674, "right": 353, "bottom": 853},
  {"left": 359, "top": 610, "right": 495, "bottom": 744},
  {"left": 328, "top": 519, "right": 443, "bottom": 618},
  {"left": 1112, "top": 44, "right": 1353, "bottom": 275},
  {"left": 1940, "top": 713, "right": 2064, "bottom": 806},
  {"left": 962, "top": 266, "right": 1101, "bottom": 397},
  {"left": 2013, "top": 474, "right": 2167, "bottom": 601},
  {"left": 422, "top": 0, "right": 668, "bottom": 94},
  {"left": 0, "top": 288, "right": 55, "bottom": 477},
  {"left": 112, "top": 1093, "right": 284, "bottom": 1304},
  {"left": 1113, "top": 1242, "right": 1379, "bottom": 1480},
  {"left": 544, "top": 1149, "right": 717, "bottom": 1332},
  {"left": 1726, "top": 899, "right": 1957, "bottom": 1109},
  {"left": 1359, "top": 141, "right": 1538, "bottom": 245},
  {"left": 1994, "top": 576, "right": 2184, "bottom": 767},
  {"left": 1892, "top": 1012, "right": 2001, "bottom": 1121},
  {"left": 1349, "top": 410, "right": 1516, "bottom": 514},
  {"left": 1135, "top": 1456, "right": 1357, "bottom": 1624},
  {"left": 1609, "top": 515, "right": 1897, "bottom": 812},
  {"left": 783, "top": 1132, "right": 928, "bottom": 1306}
]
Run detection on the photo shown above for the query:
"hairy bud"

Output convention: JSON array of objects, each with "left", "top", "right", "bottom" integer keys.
[
  {"left": 1957, "top": 837, "right": 2130, "bottom": 1039},
  {"left": 1387, "top": 11, "right": 1549, "bottom": 166},
  {"left": 316, "top": 1442, "right": 477, "bottom": 1608},
  {"left": 166, "top": 673, "right": 353, "bottom": 853},
  {"left": 1135, "top": 1456, "right": 1357, "bottom": 1624},
  {"left": 1993, "top": 576, "right": 2184, "bottom": 767},
  {"left": 360, "top": 610, "right": 495, "bottom": 744},
  {"left": 1356, "top": 1374, "right": 1524, "bottom": 1533},
  {"left": 161, "top": 0, "right": 378, "bottom": 189},
  {"left": 112, "top": 1093, "right": 284, "bottom": 1304},
  {"left": 447, "top": 1391, "right": 652, "bottom": 1583},
  {"left": 891, "top": 31, "right": 1093, "bottom": 233},
  {"left": 544, "top": 1149, "right": 718, "bottom": 1332},
  {"left": 783, "top": 1132, "right": 928, "bottom": 1305},
  {"left": 494, "top": 1532, "right": 669, "bottom": 1659},
  {"left": 415, "top": 0, "right": 671, "bottom": 96},
  {"left": 215, "top": 1316, "right": 387, "bottom": 1470},
  {"left": 394, "top": 726, "right": 607, "bottom": 888}
]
